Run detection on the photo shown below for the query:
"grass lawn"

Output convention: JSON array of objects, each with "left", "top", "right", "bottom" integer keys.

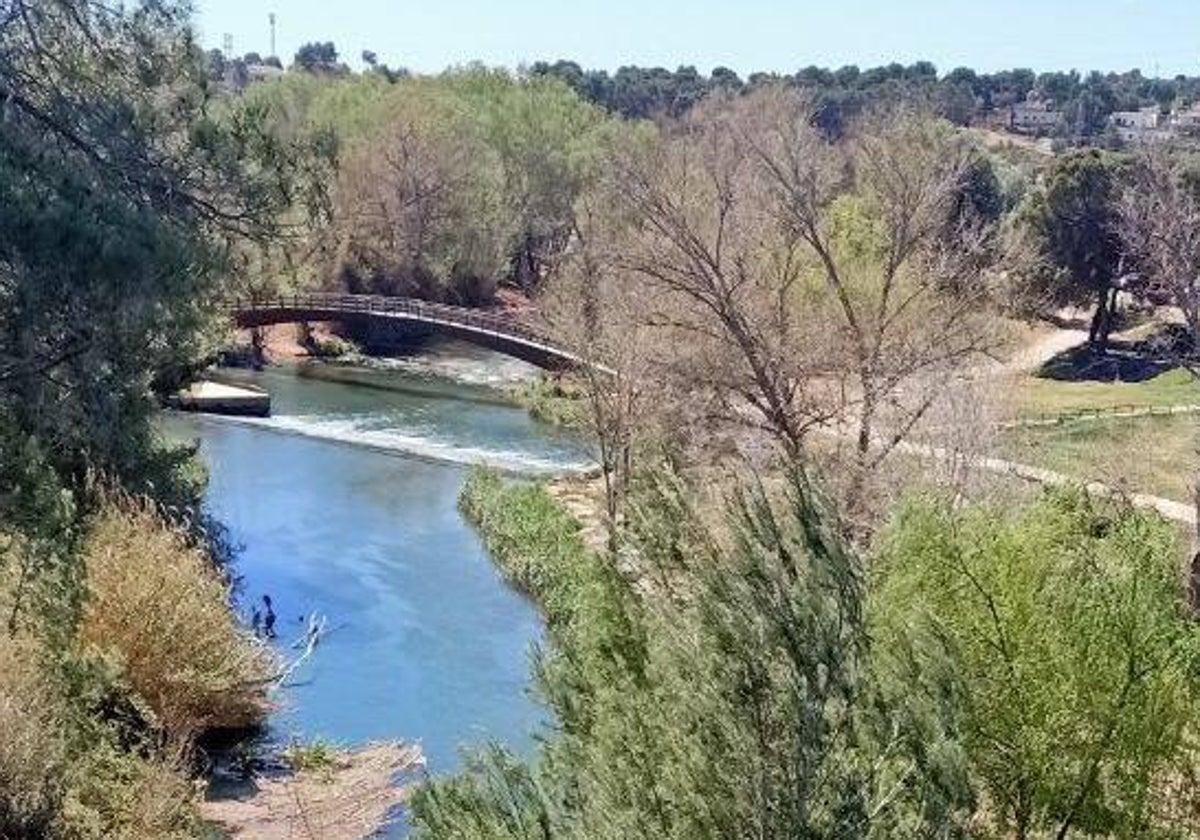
[
  {"left": 997, "top": 412, "right": 1197, "bottom": 502},
  {"left": 1016, "top": 368, "right": 1200, "bottom": 417}
]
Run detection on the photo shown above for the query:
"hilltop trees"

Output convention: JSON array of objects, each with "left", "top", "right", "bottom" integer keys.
[
  {"left": 294, "top": 40, "right": 339, "bottom": 72},
  {"left": 527, "top": 59, "right": 1200, "bottom": 145}
]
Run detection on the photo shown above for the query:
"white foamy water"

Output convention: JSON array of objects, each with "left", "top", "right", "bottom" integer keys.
[
  {"left": 358, "top": 339, "right": 540, "bottom": 388},
  {"left": 192, "top": 413, "right": 594, "bottom": 476}
]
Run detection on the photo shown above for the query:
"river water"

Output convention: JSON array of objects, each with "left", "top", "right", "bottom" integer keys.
[{"left": 163, "top": 343, "right": 587, "bottom": 774}]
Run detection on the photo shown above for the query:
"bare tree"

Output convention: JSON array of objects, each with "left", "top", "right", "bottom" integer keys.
[
  {"left": 1118, "top": 146, "right": 1200, "bottom": 605},
  {"left": 540, "top": 194, "right": 659, "bottom": 530},
  {"left": 602, "top": 95, "right": 841, "bottom": 461},
  {"left": 746, "top": 93, "right": 1001, "bottom": 493},
  {"left": 578, "top": 89, "right": 1000, "bottom": 513},
  {"left": 1118, "top": 148, "right": 1200, "bottom": 354}
]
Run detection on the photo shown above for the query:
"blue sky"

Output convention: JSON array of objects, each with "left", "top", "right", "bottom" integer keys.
[{"left": 193, "top": 0, "right": 1200, "bottom": 77}]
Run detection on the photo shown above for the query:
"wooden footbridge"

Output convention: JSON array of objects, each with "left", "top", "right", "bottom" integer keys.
[{"left": 232, "top": 292, "right": 587, "bottom": 371}]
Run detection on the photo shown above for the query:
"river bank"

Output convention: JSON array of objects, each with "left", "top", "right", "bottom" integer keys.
[{"left": 202, "top": 741, "right": 425, "bottom": 840}]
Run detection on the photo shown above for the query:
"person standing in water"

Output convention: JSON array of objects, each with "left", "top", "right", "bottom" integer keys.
[{"left": 262, "top": 594, "right": 277, "bottom": 639}]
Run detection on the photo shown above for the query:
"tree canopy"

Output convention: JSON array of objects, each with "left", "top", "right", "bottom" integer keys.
[
  {"left": 0, "top": 0, "right": 309, "bottom": 623},
  {"left": 243, "top": 67, "right": 613, "bottom": 302},
  {"left": 1018, "top": 150, "right": 1127, "bottom": 348},
  {"left": 530, "top": 59, "right": 1200, "bottom": 139}
]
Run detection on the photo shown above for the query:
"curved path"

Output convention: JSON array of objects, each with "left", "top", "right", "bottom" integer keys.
[
  {"left": 233, "top": 292, "right": 585, "bottom": 371},
  {"left": 891, "top": 436, "right": 1196, "bottom": 526}
]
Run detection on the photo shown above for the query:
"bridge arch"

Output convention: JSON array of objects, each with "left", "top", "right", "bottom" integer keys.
[{"left": 232, "top": 293, "right": 585, "bottom": 371}]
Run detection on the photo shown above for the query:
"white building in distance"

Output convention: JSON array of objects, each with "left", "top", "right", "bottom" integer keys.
[{"left": 1009, "top": 95, "right": 1063, "bottom": 135}]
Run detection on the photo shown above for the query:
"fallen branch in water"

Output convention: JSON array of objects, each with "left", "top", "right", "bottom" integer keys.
[{"left": 274, "top": 613, "right": 329, "bottom": 689}]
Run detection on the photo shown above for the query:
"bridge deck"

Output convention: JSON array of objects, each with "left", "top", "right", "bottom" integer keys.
[{"left": 232, "top": 292, "right": 587, "bottom": 371}]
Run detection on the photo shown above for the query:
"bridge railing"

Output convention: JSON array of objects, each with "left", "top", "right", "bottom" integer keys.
[{"left": 231, "top": 292, "right": 558, "bottom": 348}]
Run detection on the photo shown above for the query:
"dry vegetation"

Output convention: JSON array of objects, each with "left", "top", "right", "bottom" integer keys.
[
  {"left": 0, "top": 630, "right": 67, "bottom": 837},
  {"left": 0, "top": 626, "right": 206, "bottom": 840},
  {"left": 0, "top": 497, "right": 280, "bottom": 839},
  {"left": 80, "top": 499, "right": 277, "bottom": 738},
  {"left": 542, "top": 89, "right": 1009, "bottom": 532}
]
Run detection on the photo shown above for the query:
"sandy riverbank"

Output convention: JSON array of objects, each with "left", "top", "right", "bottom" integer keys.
[{"left": 202, "top": 742, "right": 424, "bottom": 840}]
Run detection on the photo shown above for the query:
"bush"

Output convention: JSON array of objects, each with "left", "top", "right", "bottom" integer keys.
[
  {"left": 308, "top": 334, "right": 358, "bottom": 359},
  {"left": 418, "top": 467, "right": 974, "bottom": 839},
  {"left": 58, "top": 742, "right": 203, "bottom": 840},
  {"left": 0, "top": 629, "right": 204, "bottom": 840},
  {"left": 296, "top": 322, "right": 359, "bottom": 359},
  {"left": 0, "top": 631, "right": 66, "bottom": 837},
  {"left": 874, "top": 489, "right": 1200, "bottom": 839},
  {"left": 282, "top": 739, "right": 339, "bottom": 774},
  {"left": 79, "top": 499, "right": 277, "bottom": 737},
  {"left": 514, "top": 376, "right": 586, "bottom": 428}
]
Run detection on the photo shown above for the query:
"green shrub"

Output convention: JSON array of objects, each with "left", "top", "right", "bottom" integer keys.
[
  {"left": 420, "top": 467, "right": 974, "bottom": 839},
  {"left": 296, "top": 323, "right": 358, "bottom": 359},
  {"left": 283, "top": 739, "right": 340, "bottom": 774},
  {"left": 514, "top": 376, "right": 586, "bottom": 429},
  {"left": 873, "top": 489, "right": 1200, "bottom": 839}
]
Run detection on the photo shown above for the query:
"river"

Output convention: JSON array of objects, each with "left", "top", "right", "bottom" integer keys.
[{"left": 162, "top": 343, "right": 587, "bottom": 776}]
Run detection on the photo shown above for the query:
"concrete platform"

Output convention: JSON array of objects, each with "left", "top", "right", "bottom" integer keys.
[{"left": 169, "top": 380, "right": 271, "bottom": 417}]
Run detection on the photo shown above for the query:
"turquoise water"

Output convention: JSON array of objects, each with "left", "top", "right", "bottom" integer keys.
[{"left": 164, "top": 353, "right": 585, "bottom": 772}]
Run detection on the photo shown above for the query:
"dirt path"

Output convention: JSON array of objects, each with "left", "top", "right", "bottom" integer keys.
[
  {"left": 890, "top": 436, "right": 1196, "bottom": 526},
  {"left": 1005, "top": 326, "right": 1089, "bottom": 374},
  {"left": 547, "top": 474, "right": 609, "bottom": 552}
]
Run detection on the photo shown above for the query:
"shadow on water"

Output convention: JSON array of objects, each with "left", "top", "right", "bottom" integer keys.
[{"left": 1035, "top": 323, "right": 1194, "bottom": 383}]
